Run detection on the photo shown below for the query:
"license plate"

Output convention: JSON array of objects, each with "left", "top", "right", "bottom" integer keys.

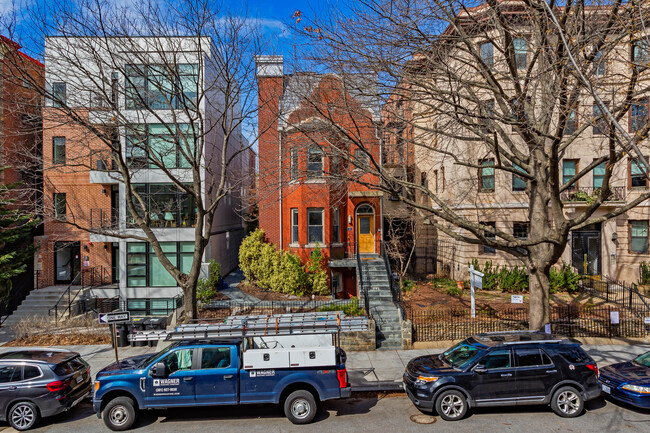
[
  {"left": 76, "top": 375, "right": 83, "bottom": 384},
  {"left": 601, "top": 384, "right": 611, "bottom": 394}
]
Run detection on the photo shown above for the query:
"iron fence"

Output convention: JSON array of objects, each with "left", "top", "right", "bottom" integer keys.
[
  {"left": 407, "top": 305, "right": 648, "bottom": 341},
  {"left": 199, "top": 299, "right": 360, "bottom": 321},
  {"left": 580, "top": 277, "right": 650, "bottom": 316},
  {"left": 560, "top": 186, "right": 626, "bottom": 203}
]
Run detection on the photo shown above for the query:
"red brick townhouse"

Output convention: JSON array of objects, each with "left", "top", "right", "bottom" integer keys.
[{"left": 256, "top": 56, "right": 383, "bottom": 298}]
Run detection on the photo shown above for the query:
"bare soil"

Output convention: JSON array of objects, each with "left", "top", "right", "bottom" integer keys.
[
  {"left": 404, "top": 280, "right": 618, "bottom": 312},
  {"left": 238, "top": 281, "right": 331, "bottom": 302}
]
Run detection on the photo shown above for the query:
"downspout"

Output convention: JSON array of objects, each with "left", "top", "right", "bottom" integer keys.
[{"left": 279, "top": 131, "right": 282, "bottom": 249}]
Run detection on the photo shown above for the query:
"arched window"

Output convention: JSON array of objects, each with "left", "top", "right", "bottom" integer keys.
[{"left": 356, "top": 204, "right": 374, "bottom": 215}]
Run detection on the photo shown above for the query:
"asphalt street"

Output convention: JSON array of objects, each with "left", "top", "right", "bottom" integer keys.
[{"left": 0, "top": 392, "right": 646, "bottom": 433}]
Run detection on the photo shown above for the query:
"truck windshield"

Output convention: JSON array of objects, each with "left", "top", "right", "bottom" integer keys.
[
  {"left": 139, "top": 344, "right": 175, "bottom": 367},
  {"left": 440, "top": 341, "right": 483, "bottom": 369}
]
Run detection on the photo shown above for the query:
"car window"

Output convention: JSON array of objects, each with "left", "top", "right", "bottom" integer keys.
[
  {"left": 0, "top": 365, "right": 20, "bottom": 383},
  {"left": 442, "top": 341, "right": 484, "bottom": 369},
  {"left": 559, "top": 347, "right": 589, "bottom": 364},
  {"left": 634, "top": 352, "right": 650, "bottom": 367},
  {"left": 477, "top": 350, "right": 511, "bottom": 369},
  {"left": 201, "top": 347, "right": 231, "bottom": 369},
  {"left": 23, "top": 366, "right": 41, "bottom": 381},
  {"left": 515, "top": 348, "right": 545, "bottom": 367},
  {"left": 540, "top": 350, "right": 553, "bottom": 366},
  {"left": 162, "top": 349, "right": 194, "bottom": 374}
]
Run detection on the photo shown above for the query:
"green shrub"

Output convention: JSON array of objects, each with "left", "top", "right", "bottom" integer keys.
[
  {"left": 640, "top": 262, "right": 650, "bottom": 285},
  {"left": 446, "top": 285, "right": 462, "bottom": 296},
  {"left": 498, "top": 266, "right": 529, "bottom": 292},
  {"left": 550, "top": 263, "right": 583, "bottom": 294},
  {"left": 238, "top": 229, "right": 267, "bottom": 283},
  {"left": 306, "top": 246, "right": 329, "bottom": 296},
  {"left": 317, "top": 297, "right": 365, "bottom": 316},
  {"left": 255, "top": 243, "right": 281, "bottom": 291},
  {"left": 269, "top": 251, "right": 309, "bottom": 296},
  {"left": 197, "top": 260, "right": 221, "bottom": 304},
  {"left": 401, "top": 279, "right": 415, "bottom": 293}
]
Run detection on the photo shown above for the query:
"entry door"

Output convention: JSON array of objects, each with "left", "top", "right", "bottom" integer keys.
[
  {"left": 54, "top": 242, "right": 81, "bottom": 284},
  {"left": 571, "top": 231, "right": 600, "bottom": 276},
  {"left": 357, "top": 215, "right": 375, "bottom": 254}
]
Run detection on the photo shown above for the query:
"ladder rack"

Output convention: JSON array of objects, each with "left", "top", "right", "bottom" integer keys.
[{"left": 128, "top": 311, "right": 369, "bottom": 342}]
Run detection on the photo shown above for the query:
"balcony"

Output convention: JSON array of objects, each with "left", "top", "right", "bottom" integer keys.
[
  {"left": 90, "top": 158, "right": 121, "bottom": 184},
  {"left": 560, "top": 186, "right": 626, "bottom": 204},
  {"left": 90, "top": 208, "right": 119, "bottom": 230}
]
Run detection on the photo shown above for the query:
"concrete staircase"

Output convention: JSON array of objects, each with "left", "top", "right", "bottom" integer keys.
[
  {"left": 1, "top": 286, "right": 82, "bottom": 330},
  {"left": 358, "top": 257, "right": 403, "bottom": 350}
]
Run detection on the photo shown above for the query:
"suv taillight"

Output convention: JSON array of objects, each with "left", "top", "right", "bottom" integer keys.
[
  {"left": 47, "top": 379, "right": 72, "bottom": 392},
  {"left": 337, "top": 368, "right": 348, "bottom": 388},
  {"left": 586, "top": 363, "right": 599, "bottom": 378}
]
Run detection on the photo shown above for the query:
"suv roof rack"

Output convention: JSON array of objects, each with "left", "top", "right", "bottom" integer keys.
[{"left": 501, "top": 339, "right": 565, "bottom": 345}]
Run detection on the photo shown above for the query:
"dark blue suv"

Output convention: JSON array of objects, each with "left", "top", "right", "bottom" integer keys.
[{"left": 404, "top": 332, "right": 601, "bottom": 421}]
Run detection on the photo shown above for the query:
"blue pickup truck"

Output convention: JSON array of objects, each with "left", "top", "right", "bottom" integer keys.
[{"left": 92, "top": 339, "right": 351, "bottom": 430}]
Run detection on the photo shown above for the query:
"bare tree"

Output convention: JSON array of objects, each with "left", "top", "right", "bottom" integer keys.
[
  {"left": 2, "top": 0, "right": 269, "bottom": 320},
  {"left": 290, "top": 0, "right": 650, "bottom": 329}
]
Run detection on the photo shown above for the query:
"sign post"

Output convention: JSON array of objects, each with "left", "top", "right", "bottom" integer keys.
[
  {"left": 468, "top": 265, "right": 484, "bottom": 318},
  {"left": 98, "top": 311, "right": 131, "bottom": 364}
]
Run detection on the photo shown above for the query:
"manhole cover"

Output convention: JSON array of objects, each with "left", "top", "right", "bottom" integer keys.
[{"left": 410, "top": 414, "right": 437, "bottom": 424}]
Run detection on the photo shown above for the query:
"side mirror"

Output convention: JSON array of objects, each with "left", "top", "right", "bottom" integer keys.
[
  {"left": 474, "top": 366, "right": 487, "bottom": 374},
  {"left": 152, "top": 362, "right": 168, "bottom": 378}
]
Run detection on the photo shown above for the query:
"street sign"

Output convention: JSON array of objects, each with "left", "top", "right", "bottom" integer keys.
[
  {"left": 468, "top": 265, "right": 484, "bottom": 318},
  {"left": 98, "top": 311, "right": 131, "bottom": 325}
]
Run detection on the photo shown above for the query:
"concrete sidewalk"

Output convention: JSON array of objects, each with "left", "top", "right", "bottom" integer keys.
[{"left": 1, "top": 342, "right": 648, "bottom": 392}]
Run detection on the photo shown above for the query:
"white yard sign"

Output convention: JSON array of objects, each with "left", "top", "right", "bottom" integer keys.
[
  {"left": 468, "top": 265, "right": 484, "bottom": 318},
  {"left": 511, "top": 295, "right": 524, "bottom": 304}
]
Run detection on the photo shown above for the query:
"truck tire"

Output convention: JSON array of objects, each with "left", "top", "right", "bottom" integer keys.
[
  {"left": 103, "top": 396, "right": 137, "bottom": 431},
  {"left": 284, "top": 390, "right": 317, "bottom": 424},
  {"left": 8, "top": 401, "right": 40, "bottom": 431},
  {"left": 551, "top": 386, "right": 584, "bottom": 418}
]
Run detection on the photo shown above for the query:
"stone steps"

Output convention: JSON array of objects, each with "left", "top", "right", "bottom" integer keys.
[{"left": 1, "top": 286, "right": 81, "bottom": 327}]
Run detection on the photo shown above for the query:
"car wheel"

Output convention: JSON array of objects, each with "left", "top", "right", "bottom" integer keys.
[
  {"left": 551, "top": 386, "right": 584, "bottom": 418},
  {"left": 284, "top": 390, "right": 317, "bottom": 424},
  {"left": 8, "top": 401, "right": 40, "bottom": 431},
  {"left": 435, "top": 389, "right": 468, "bottom": 421},
  {"left": 103, "top": 396, "right": 137, "bottom": 431}
]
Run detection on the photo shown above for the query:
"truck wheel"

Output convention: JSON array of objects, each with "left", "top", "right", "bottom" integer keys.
[
  {"left": 435, "top": 389, "right": 467, "bottom": 421},
  {"left": 551, "top": 386, "right": 583, "bottom": 418},
  {"left": 8, "top": 401, "right": 40, "bottom": 431},
  {"left": 103, "top": 397, "right": 137, "bottom": 431},
  {"left": 284, "top": 390, "right": 317, "bottom": 424}
]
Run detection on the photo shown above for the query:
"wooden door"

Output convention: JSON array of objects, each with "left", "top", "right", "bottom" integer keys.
[{"left": 357, "top": 215, "right": 375, "bottom": 254}]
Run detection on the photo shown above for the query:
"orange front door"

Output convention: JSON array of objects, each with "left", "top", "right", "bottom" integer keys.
[{"left": 357, "top": 215, "right": 375, "bottom": 254}]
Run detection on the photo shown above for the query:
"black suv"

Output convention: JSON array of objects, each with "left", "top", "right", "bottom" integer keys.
[
  {"left": 403, "top": 332, "right": 600, "bottom": 421},
  {"left": 0, "top": 349, "right": 92, "bottom": 430}
]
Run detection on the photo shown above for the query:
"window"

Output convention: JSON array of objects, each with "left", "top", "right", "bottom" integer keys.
[
  {"left": 480, "top": 100, "right": 495, "bottom": 133},
  {"left": 562, "top": 160, "right": 578, "bottom": 190},
  {"left": 513, "top": 222, "right": 529, "bottom": 239},
  {"left": 289, "top": 148, "right": 298, "bottom": 181},
  {"left": 52, "top": 82, "right": 66, "bottom": 107},
  {"left": 565, "top": 109, "right": 577, "bottom": 135},
  {"left": 593, "top": 162, "right": 606, "bottom": 189},
  {"left": 0, "top": 365, "right": 19, "bottom": 383},
  {"left": 125, "top": 64, "right": 199, "bottom": 110},
  {"left": 307, "top": 208, "right": 324, "bottom": 244},
  {"left": 111, "top": 72, "right": 119, "bottom": 105},
  {"left": 126, "top": 124, "right": 196, "bottom": 169},
  {"left": 126, "top": 241, "right": 194, "bottom": 287},
  {"left": 332, "top": 272, "right": 342, "bottom": 294},
  {"left": 514, "top": 348, "right": 551, "bottom": 367},
  {"left": 513, "top": 38, "right": 527, "bottom": 69},
  {"left": 127, "top": 183, "right": 196, "bottom": 228},
  {"left": 201, "top": 347, "right": 231, "bottom": 369},
  {"left": 54, "top": 193, "right": 66, "bottom": 221},
  {"left": 477, "top": 350, "right": 511, "bottom": 370},
  {"left": 291, "top": 208, "right": 299, "bottom": 244},
  {"left": 594, "top": 50, "right": 606, "bottom": 76},
  {"left": 593, "top": 103, "right": 607, "bottom": 135},
  {"left": 630, "top": 159, "right": 648, "bottom": 188},
  {"left": 512, "top": 164, "right": 526, "bottom": 191},
  {"left": 481, "top": 221, "right": 496, "bottom": 254},
  {"left": 162, "top": 349, "right": 194, "bottom": 374},
  {"left": 331, "top": 156, "right": 340, "bottom": 176},
  {"left": 23, "top": 366, "right": 42, "bottom": 380},
  {"left": 630, "top": 221, "right": 649, "bottom": 253},
  {"left": 630, "top": 99, "right": 648, "bottom": 133},
  {"left": 307, "top": 147, "right": 323, "bottom": 179},
  {"left": 53, "top": 137, "right": 66, "bottom": 165},
  {"left": 421, "top": 172, "right": 428, "bottom": 188},
  {"left": 480, "top": 159, "right": 495, "bottom": 192},
  {"left": 355, "top": 149, "right": 369, "bottom": 170},
  {"left": 480, "top": 42, "right": 494, "bottom": 68},
  {"left": 177, "top": 64, "right": 199, "bottom": 107},
  {"left": 632, "top": 40, "right": 649, "bottom": 69},
  {"left": 332, "top": 208, "right": 340, "bottom": 243},
  {"left": 559, "top": 347, "right": 590, "bottom": 364}
]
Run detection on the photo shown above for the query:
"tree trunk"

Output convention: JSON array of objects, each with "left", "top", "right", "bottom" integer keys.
[
  {"left": 182, "top": 281, "right": 198, "bottom": 322},
  {"left": 528, "top": 267, "right": 550, "bottom": 330}
]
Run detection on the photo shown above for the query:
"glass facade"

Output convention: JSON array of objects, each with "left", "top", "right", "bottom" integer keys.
[{"left": 126, "top": 241, "right": 194, "bottom": 287}]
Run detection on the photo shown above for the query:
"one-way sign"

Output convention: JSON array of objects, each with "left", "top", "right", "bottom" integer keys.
[{"left": 98, "top": 311, "right": 131, "bottom": 325}]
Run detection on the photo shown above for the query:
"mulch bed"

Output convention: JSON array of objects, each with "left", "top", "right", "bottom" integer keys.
[
  {"left": 6, "top": 333, "right": 111, "bottom": 346},
  {"left": 237, "top": 281, "right": 331, "bottom": 302}
]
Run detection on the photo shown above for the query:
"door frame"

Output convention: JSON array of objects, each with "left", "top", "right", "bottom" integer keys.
[
  {"left": 54, "top": 241, "right": 81, "bottom": 284},
  {"left": 571, "top": 228, "right": 601, "bottom": 276},
  {"left": 355, "top": 203, "right": 375, "bottom": 254}
]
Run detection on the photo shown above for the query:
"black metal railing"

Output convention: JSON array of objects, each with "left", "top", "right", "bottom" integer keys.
[
  {"left": 581, "top": 276, "right": 650, "bottom": 316},
  {"left": 407, "top": 305, "right": 648, "bottom": 341},
  {"left": 121, "top": 294, "right": 184, "bottom": 317},
  {"left": 90, "top": 209, "right": 119, "bottom": 230},
  {"left": 49, "top": 270, "right": 85, "bottom": 322},
  {"left": 381, "top": 240, "right": 405, "bottom": 320},
  {"left": 88, "top": 266, "right": 118, "bottom": 287},
  {"left": 560, "top": 186, "right": 626, "bottom": 203},
  {"left": 199, "top": 298, "right": 359, "bottom": 319},
  {"left": 355, "top": 241, "right": 371, "bottom": 318}
]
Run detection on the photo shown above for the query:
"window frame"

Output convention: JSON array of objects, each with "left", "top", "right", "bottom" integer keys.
[
  {"left": 125, "top": 64, "right": 199, "bottom": 110},
  {"left": 479, "top": 159, "right": 495, "bottom": 192},
  {"left": 593, "top": 160, "right": 606, "bottom": 189},
  {"left": 564, "top": 109, "right": 577, "bottom": 135},
  {"left": 306, "top": 147, "right": 324, "bottom": 179},
  {"left": 332, "top": 208, "right": 340, "bottom": 243},
  {"left": 593, "top": 49, "right": 606, "bottom": 76},
  {"left": 126, "top": 241, "right": 194, "bottom": 287},
  {"left": 513, "top": 38, "right": 527, "bottom": 70},
  {"left": 562, "top": 159, "right": 579, "bottom": 190},
  {"left": 52, "top": 82, "right": 66, "bottom": 107},
  {"left": 54, "top": 193, "right": 67, "bottom": 221},
  {"left": 593, "top": 103, "right": 608, "bottom": 135},
  {"left": 307, "top": 208, "right": 324, "bottom": 245},
  {"left": 481, "top": 221, "right": 496, "bottom": 255},
  {"left": 513, "top": 222, "right": 529, "bottom": 240},
  {"left": 632, "top": 39, "right": 649, "bottom": 70},
  {"left": 629, "top": 220, "right": 649, "bottom": 254},
  {"left": 291, "top": 208, "right": 299, "bottom": 244},
  {"left": 629, "top": 157, "right": 649, "bottom": 189},
  {"left": 630, "top": 99, "right": 648, "bottom": 134},
  {"left": 332, "top": 272, "right": 343, "bottom": 294},
  {"left": 512, "top": 163, "right": 526, "bottom": 192},
  {"left": 53, "top": 136, "right": 66, "bottom": 165},
  {"left": 290, "top": 148, "right": 298, "bottom": 181},
  {"left": 480, "top": 41, "right": 494, "bottom": 69}
]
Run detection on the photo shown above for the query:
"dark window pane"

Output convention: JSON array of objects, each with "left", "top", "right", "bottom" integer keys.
[
  {"left": 53, "top": 137, "right": 66, "bottom": 164},
  {"left": 23, "top": 366, "right": 41, "bottom": 380},
  {"left": 560, "top": 347, "right": 589, "bottom": 364},
  {"left": 359, "top": 217, "right": 371, "bottom": 234},
  {"left": 201, "top": 347, "right": 231, "bottom": 369},
  {"left": 631, "top": 221, "right": 649, "bottom": 253},
  {"left": 514, "top": 38, "right": 527, "bottom": 69},
  {"left": 515, "top": 349, "right": 543, "bottom": 367},
  {"left": 52, "top": 82, "right": 66, "bottom": 107},
  {"left": 479, "top": 350, "right": 511, "bottom": 369},
  {"left": 0, "top": 365, "right": 17, "bottom": 383},
  {"left": 482, "top": 221, "right": 496, "bottom": 254},
  {"left": 480, "top": 42, "right": 494, "bottom": 68}
]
